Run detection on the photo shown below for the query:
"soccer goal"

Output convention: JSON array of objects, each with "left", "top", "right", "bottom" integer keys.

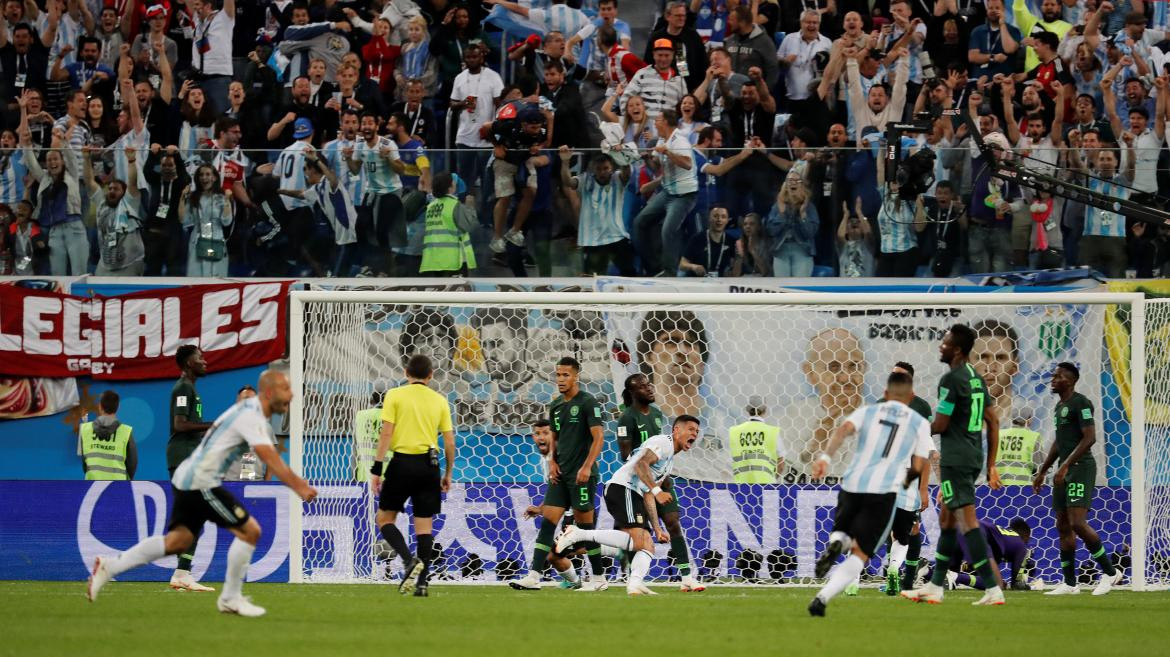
[{"left": 287, "top": 290, "right": 1170, "bottom": 590}]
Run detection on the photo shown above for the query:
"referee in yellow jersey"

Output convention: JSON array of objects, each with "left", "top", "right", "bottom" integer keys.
[{"left": 369, "top": 354, "right": 456, "bottom": 597}]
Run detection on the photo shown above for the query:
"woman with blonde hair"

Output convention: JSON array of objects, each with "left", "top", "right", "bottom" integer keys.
[
  {"left": 393, "top": 16, "right": 437, "bottom": 101},
  {"left": 764, "top": 169, "right": 818, "bottom": 277}
]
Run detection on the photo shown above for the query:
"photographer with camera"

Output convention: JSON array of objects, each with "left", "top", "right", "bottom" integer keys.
[{"left": 874, "top": 132, "right": 928, "bottom": 277}]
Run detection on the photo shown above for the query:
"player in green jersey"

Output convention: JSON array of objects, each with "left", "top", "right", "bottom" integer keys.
[
  {"left": 1034, "top": 362, "right": 1122, "bottom": 596},
  {"left": 617, "top": 373, "right": 704, "bottom": 592},
  {"left": 510, "top": 357, "right": 607, "bottom": 591},
  {"left": 902, "top": 324, "right": 1005, "bottom": 606}
]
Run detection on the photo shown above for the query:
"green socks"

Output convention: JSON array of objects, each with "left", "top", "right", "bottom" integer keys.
[
  {"left": 930, "top": 528, "right": 958, "bottom": 587},
  {"left": 670, "top": 535, "right": 691, "bottom": 576}
]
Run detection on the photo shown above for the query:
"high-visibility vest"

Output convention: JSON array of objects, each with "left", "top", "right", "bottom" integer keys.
[
  {"left": 419, "top": 196, "right": 475, "bottom": 273},
  {"left": 997, "top": 427, "right": 1041, "bottom": 485},
  {"left": 354, "top": 407, "right": 383, "bottom": 481},
  {"left": 728, "top": 419, "right": 780, "bottom": 484},
  {"left": 80, "top": 421, "right": 132, "bottom": 480}
]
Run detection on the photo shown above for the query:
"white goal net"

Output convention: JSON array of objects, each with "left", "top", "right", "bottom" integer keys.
[{"left": 288, "top": 291, "right": 1168, "bottom": 590}]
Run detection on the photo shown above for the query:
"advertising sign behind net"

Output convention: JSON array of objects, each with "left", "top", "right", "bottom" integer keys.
[{"left": 0, "top": 282, "right": 291, "bottom": 380}]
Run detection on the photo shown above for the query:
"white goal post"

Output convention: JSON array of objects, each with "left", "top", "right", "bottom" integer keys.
[{"left": 287, "top": 290, "right": 1167, "bottom": 590}]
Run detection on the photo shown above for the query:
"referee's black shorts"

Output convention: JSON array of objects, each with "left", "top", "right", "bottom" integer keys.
[
  {"left": 379, "top": 452, "right": 441, "bottom": 518},
  {"left": 832, "top": 490, "right": 897, "bottom": 558}
]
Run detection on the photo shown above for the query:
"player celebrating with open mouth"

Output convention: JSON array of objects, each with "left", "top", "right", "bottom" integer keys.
[{"left": 556, "top": 415, "right": 700, "bottom": 596}]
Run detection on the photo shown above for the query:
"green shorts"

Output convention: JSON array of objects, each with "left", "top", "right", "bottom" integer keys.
[
  {"left": 1053, "top": 462, "right": 1096, "bottom": 511},
  {"left": 544, "top": 474, "right": 598, "bottom": 513},
  {"left": 939, "top": 465, "right": 981, "bottom": 511}
]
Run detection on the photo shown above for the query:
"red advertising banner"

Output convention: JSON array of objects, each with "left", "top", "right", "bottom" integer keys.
[{"left": 0, "top": 282, "right": 292, "bottom": 380}]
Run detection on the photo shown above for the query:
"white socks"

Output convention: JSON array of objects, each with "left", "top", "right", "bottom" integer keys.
[
  {"left": 888, "top": 540, "right": 909, "bottom": 574},
  {"left": 818, "top": 554, "right": 865, "bottom": 603},
  {"left": 629, "top": 550, "right": 652, "bottom": 586},
  {"left": 600, "top": 545, "right": 623, "bottom": 558},
  {"left": 108, "top": 535, "right": 166, "bottom": 576},
  {"left": 558, "top": 565, "right": 580, "bottom": 583},
  {"left": 221, "top": 539, "right": 255, "bottom": 601},
  {"left": 575, "top": 529, "right": 634, "bottom": 552}
]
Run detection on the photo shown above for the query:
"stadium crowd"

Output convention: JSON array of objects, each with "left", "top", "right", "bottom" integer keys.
[{"left": 2, "top": 0, "right": 1170, "bottom": 279}]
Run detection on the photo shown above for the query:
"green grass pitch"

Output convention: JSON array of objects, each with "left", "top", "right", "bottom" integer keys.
[{"left": 3, "top": 581, "right": 1169, "bottom": 657}]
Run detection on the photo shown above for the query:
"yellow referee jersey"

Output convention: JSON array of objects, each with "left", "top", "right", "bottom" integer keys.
[{"left": 380, "top": 383, "right": 453, "bottom": 454}]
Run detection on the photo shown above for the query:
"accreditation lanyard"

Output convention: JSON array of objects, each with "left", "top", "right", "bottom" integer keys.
[{"left": 706, "top": 232, "right": 726, "bottom": 273}]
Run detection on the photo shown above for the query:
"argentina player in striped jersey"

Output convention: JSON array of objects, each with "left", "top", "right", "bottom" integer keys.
[
  {"left": 808, "top": 371, "right": 932, "bottom": 617},
  {"left": 556, "top": 415, "right": 700, "bottom": 596},
  {"left": 86, "top": 371, "right": 318, "bottom": 617}
]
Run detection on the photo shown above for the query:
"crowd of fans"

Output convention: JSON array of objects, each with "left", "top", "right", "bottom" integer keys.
[{"left": 2, "top": 0, "right": 1170, "bottom": 279}]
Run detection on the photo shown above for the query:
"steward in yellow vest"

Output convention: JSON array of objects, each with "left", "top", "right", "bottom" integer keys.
[
  {"left": 419, "top": 173, "right": 476, "bottom": 275},
  {"left": 78, "top": 390, "right": 137, "bottom": 480},
  {"left": 997, "top": 412, "right": 1041, "bottom": 486},
  {"left": 728, "top": 397, "right": 783, "bottom": 483}
]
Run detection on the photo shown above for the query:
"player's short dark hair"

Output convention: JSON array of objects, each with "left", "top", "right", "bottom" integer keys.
[
  {"left": 948, "top": 323, "right": 977, "bottom": 357},
  {"left": 674, "top": 414, "right": 701, "bottom": 427},
  {"left": 433, "top": 172, "right": 454, "bottom": 197},
  {"left": 731, "top": 4, "right": 752, "bottom": 23},
  {"left": 545, "top": 59, "right": 565, "bottom": 73},
  {"left": 887, "top": 371, "right": 913, "bottom": 388},
  {"left": 637, "top": 311, "right": 708, "bottom": 380},
  {"left": 359, "top": 110, "right": 380, "bottom": 123},
  {"left": 598, "top": 24, "right": 618, "bottom": 48},
  {"left": 99, "top": 390, "right": 119, "bottom": 414},
  {"left": 515, "top": 73, "right": 539, "bottom": 97},
  {"left": 1009, "top": 517, "right": 1031, "bottom": 538},
  {"left": 696, "top": 125, "right": 721, "bottom": 144},
  {"left": 533, "top": 419, "right": 551, "bottom": 429},
  {"left": 78, "top": 35, "right": 101, "bottom": 51},
  {"left": 175, "top": 344, "right": 200, "bottom": 371},
  {"left": 1130, "top": 106, "right": 1150, "bottom": 120},
  {"left": 660, "top": 109, "right": 681, "bottom": 127},
  {"left": 399, "top": 310, "right": 457, "bottom": 365},
  {"left": 1056, "top": 361, "right": 1080, "bottom": 380},
  {"left": 1033, "top": 30, "right": 1059, "bottom": 50},
  {"left": 405, "top": 354, "right": 433, "bottom": 379},
  {"left": 894, "top": 361, "right": 915, "bottom": 378},
  {"left": 936, "top": 180, "right": 954, "bottom": 192},
  {"left": 214, "top": 116, "right": 240, "bottom": 138},
  {"left": 709, "top": 203, "right": 728, "bottom": 216},
  {"left": 389, "top": 111, "right": 410, "bottom": 129},
  {"left": 1125, "top": 10, "right": 1146, "bottom": 25},
  {"left": 972, "top": 318, "right": 1020, "bottom": 361},
  {"left": 239, "top": 384, "right": 256, "bottom": 394},
  {"left": 557, "top": 356, "right": 581, "bottom": 371},
  {"left": 290, "top": 0, "right": 309, "bottom": 12}
]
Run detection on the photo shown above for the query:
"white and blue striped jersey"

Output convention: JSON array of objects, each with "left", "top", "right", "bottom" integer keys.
[
  {"left": 276, "top": 141, "right": 312, "bottom": 209},
  {"left": 36, "top": 12, "right": 81, "bottom": 74},
  {"left": 354, "top": 136, "right": 402, "bottom": 197},
  {"left": 876, "top": 187, "right": 917, "bottom": 254},
  {"left": 839, "top": 401, "right": 933, "bottom": 496},
  {"left": 528, "top": 6, "right": 590, "bottom": 50},
  {"left": 1083, "top": 175, "right": 1130, "bottom": 238},
  {"left": 173, "top": 397, "right": 276, "bottom": 491},
  {"left": 0, "top": 153, "right": 27, "bottom": 205},
  {"left": 111, "top": 127, "right": 150, "bottom": 191},
  {"left": 609, "top": 433, "right": 675, "bottom": 494},
  {"left": 322, "top": 137, "right": 364, "bottom": 202},
  {"left": 303, "top": 177, "right": 358, "bottom": 245},
  {"left": 178, "top": 122, "right": 213, "bottom": 174},
  {"left": 575, "top": 172, "right": 627, "bottom": 247}
]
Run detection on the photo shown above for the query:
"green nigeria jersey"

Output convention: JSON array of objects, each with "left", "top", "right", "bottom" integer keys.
[
  {"left": 1054, "top": 392, "right": 1095, "bottom": 465},
  {"left": 617, "top": 404, "right": 667, "bottom": 452},
  {"left": 167, "top": 377, "right": 204, "bottom": 470},
  {"left": 936, "top": 362, "right": 992, "bottom": 468},
  {"left": 549, "top": 390, "right": 604, "bottom": 475}
]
